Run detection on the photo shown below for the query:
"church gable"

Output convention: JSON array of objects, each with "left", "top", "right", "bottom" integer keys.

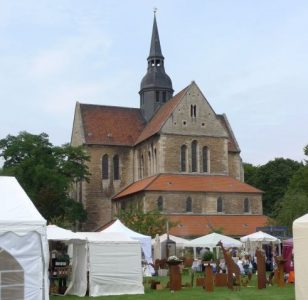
[
  {"left": 161, "top": 82, "right": 228, "bottom": 138},
  {"left": 71, "top": 102, "right": 86, "bottom": 147}
]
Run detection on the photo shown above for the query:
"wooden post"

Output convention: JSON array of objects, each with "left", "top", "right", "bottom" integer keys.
[
  {"left": 256, "top": 249, "right": 266, "bottom": 289},
  {"left": 204, "top": 263, "right": 214, "bottom": 292},
  {"left": 168, "top": 263, "right": 182, "bottom": 291}
]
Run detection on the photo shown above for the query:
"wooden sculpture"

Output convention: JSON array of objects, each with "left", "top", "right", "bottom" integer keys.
[
  {"left": 204, "top": 262, "right": 214, "bottom": 292},
  {"left": 275, "top": 256, "right": 287, "bottom": 288},
  {"left": 217, "top": 241, "right": 240, "bottom": 290},
  {"left": 255, "top": 249, "right": 266, "bottom": 289}
]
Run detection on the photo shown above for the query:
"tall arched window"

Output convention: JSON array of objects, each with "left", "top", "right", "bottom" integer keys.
[
  {"left": 141, "top": 155, "right": 144, "bottom": 178},
  {"left": 244, "top": 198, "right": 250, "bottom": 213},
  {"left": 202, "top": 146, "right": 208, "bottom": 173},
  {"left": 113, "top": 155, "right": 119, "bottom": 180},
  {"left": 191, "top": 140, "right": 197, "bottom": 172},
  {"left": 154, "top": 148, "right": 157, "bottom": 173},
  {"left": 217, "top": 196, "right": 223, "bottom": 213},
  {"left": 148, "top": 151, "right": 151, "bottom": 175},
  {"left": 186, "top": 197, "right": 192, "bottom": 212},
  {"left": 102, "top": 154, "right": 109, "bottom": 179},
  {"left": 157, "top": 196, "right": 163, "bottom": 212},
  {"left": 181, "top": 145, "right": 187, "bottom": 172}
]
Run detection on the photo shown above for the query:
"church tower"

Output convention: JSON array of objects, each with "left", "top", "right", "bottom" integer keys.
[{"left": 139, "top": 12, "right": 174, "bottom": 122}]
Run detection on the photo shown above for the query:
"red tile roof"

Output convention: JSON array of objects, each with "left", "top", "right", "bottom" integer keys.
[
  {"left": 168, "top": 214, "right": 269, "bottom": 238},
  {"left": 80, "top": 104, "right": 145, "bottom": 146},
  {"left": 135, "top": 86, "right": 189, "bottom": 145},
  {"left": 113, "top": 174, "right": 263, "bottom": 199}
]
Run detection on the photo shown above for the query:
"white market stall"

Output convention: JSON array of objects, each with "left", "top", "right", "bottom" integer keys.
[
  {"left": 102, "top": 219, "right": 153, "bottom": 273},
  {"left": 293, "top": 213, "right": 308, "bottom": 300},
  {"left": 77, "top": 231, "right": 144, "bottom": 297},
  {"left": 46, "top": 225, "right": 87, "bottom": 297},
  {"left": 152, "top": 233, "right": 190, "bottom": 259},
  {"left": 0, "top": 176, "right": 49, "bottom": 300},
  {"left": 188, "top": 232, "right": 242, "bottom": 259},
  {"left": 240, "top": 231, "right": 281, "bottom": 257},
  {"left": 102, "top": 219, "right": 152, "bottom": 263}
]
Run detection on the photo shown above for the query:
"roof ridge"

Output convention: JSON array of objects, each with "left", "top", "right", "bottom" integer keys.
[
  {"left": 79, "top": 102, "right": 141, "bottom": 111},
  {"left": 112, "top": 174, "right": 159, "bottom": 199}
]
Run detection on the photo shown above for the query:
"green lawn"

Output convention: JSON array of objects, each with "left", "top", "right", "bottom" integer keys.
[{"left": 50, "top": 274, "right": 295, "bottom": 300}]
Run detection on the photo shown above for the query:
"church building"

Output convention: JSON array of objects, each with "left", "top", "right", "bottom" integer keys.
[{"left": 71, "top": 14, "right": 267, "bottom": 238}]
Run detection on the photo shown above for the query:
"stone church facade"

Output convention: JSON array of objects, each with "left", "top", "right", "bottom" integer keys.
[{"left": 71, "top": 14, "right": 267, "bottom": 237}]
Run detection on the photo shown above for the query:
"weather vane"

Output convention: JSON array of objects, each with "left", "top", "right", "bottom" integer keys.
[{"left": 153, "top": 7, "right": 158, "bottom": 15}]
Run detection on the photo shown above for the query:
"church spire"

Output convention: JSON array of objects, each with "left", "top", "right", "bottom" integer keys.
[
  {"left": 139, "top": 11, "right": 173, "bottom": 122},
  {"left": 148, "top": 12, "right": 163, "bottom": 59}
]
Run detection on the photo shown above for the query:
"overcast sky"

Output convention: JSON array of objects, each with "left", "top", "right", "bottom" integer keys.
[{"left": 0, "top": 0, "right": 307, "bottom": 165}]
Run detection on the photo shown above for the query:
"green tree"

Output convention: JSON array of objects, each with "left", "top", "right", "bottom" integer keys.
[
  {"left": 244, "top": 158, "right": 303, "bottom": 218},
  {"left": 116, "top": 205, "right": 171, "bottom": 237},
  {"left": 276, "top": 166, "right": 308, "bottom": 231},
  {"left": 0, "top": 131, "right": 90, "bottom": 228}
]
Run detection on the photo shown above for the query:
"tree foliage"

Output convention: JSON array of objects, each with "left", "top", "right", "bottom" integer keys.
[
  {"left": 276, "top": 166, "right": 308, "bottom": 230},
  {"left": 116, "top": 205, "right": 172, "bottom": 237},
  {"left": 243, "top": 158, "right": 303, "bottom": 217},
  {"left": 0, "top": 131, "right": 90, "bottom": 228}
]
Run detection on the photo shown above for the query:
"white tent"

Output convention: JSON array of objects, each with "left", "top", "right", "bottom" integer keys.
[
  {"left": 102, "top": 219, "right": 152, "bottom": 267},
  {"left": 47, "top": 225, "right": 87, "bottom": 297},
  {"left": 189, "top": 232, "right": 242, "bottom": 249},
  {"left": 76, "top": 231, "right": 144, "bottom": 297},
  {"left": 240, "top": 231, "right": 281, "bottom": 257},
  {"left": 152, "top": 233, "right": 190, "bottom": 259},
  {"left": 240, "top": 231, "right": 280, "bottom": 243},
  {"left": 152, "top": 233, "right": 190, "bottom": 248},
  {"left": 0, "top": 176, "right": 49, "bottom": 300},
  {"left": 293, "top": 213, "right": 308, "bottom": 300},
  {"left": 188, "top": 233, "right": 242, "bottom": 259}
]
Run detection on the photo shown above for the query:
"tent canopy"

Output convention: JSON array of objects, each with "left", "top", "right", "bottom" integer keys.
[
  {"left": 152, "top": 233, "right": 190, "bottom": 248},
  {"left": 0, "top": 176, "right": 49, "bottom": 300},
  {"left": 77, "top": 231, "right": 138, "bottom": 243},
  {"left": 189, "top": 232, "right": 242, "bottom": 248},
  {"left": 240, "top": 231, "right": 280, "bottom": 243},
  {"left": 47, "top": 225, "right": 86, "bottom": 241},
  {"left": 293, "top": 213, "right": 308, "bottom": 300},
  {"left": 0, "top": 176, "right": 46, "bottom": 232},
  {"left": 102, "top": 219, "right": 152, "bottom": 264}
]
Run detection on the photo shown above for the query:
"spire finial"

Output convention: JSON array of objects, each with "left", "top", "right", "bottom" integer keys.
[{"left": 153, "top": 7, "right": 158, "bottom": 15}]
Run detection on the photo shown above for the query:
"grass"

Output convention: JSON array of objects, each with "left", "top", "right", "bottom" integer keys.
[{"left": 50, "top": 273, "right": 295, "bottom": 300}]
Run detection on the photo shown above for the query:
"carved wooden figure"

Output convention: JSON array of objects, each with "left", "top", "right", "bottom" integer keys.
[
  {"left": 217, "top": 241, "right": 240, "bottom": 290},
  {"left": 275, "top": 256, "right": 286, "bottom": 288},
  {"left": 256, "top": 249, "right": 266, "bottom": 289},
  {"left": 204, "top": 263, "right": 214, "bottom": 292}
]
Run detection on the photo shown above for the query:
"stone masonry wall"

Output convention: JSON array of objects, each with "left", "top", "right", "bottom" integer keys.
[
  {"left": 126, "top": 191, "right": 263, "bottom": 215},
  {"left": 83, "top": 144, "right": 134, "bottom": 230}
]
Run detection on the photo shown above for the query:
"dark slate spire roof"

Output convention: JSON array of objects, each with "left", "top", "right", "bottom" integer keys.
[
  {"left": 148, "top": 14, "right": 163, "bottom": 59},
  {"left": 139, "top": 12, "right": 174, "bottom": 121}
]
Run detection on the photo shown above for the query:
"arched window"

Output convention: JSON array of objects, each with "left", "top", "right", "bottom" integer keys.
[
  {"left": 244, "top": 198, "right": 250, "bottom": 213},
  {"left": 113, "top": 155, "right": 119, "bottom": 180},
  {"left": 102, "top": 154, "right": 109, "bottom": 179},
  {"left": 157, "top": 196, "right": 163, "bottom": 212},
  {"left": 154, "top": 148, "right": 157, "bottom": 173},
  {"left": 141, "top": 155, "right": 144, "bottom": 178},
  {"left": 148, "top": 151, "right": 151, "bottom": 175},
  {"left": 186, "top": 197, "right": 192, "bottom": 212},
  {"left": 217, "top": 196, "right": 223, "bottom": 213},
  {"left": 181, "top": 145, "right": 187, "bottom": 172},
  {"left": 202, "top": 146, "right": 208, "bottom": 173},
  {"left": 191, "top": 140, "right": 197, "bottom": 172}
]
